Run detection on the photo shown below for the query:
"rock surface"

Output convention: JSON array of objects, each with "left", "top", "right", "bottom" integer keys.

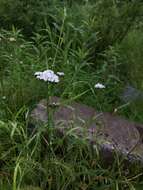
[
  {"left": 121, "top": 85, "right": 143, "bottom": 103},
  {"left": 30, "top": 96, "right": 143, "bottom": 164}
]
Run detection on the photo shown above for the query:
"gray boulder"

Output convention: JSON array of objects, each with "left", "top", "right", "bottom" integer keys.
[
  {"left": 121, "top": 85, "right": 143, "bottom": 103},
  {"left": 30, "top": 96, "right": 143, "bottom": 164}
]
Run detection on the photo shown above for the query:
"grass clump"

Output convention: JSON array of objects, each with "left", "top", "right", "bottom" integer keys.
[{"left": 0, "top": 118, "right": 143, "bottom": 190}]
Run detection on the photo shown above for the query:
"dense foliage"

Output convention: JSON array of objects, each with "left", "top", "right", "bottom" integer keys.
[{"left": 0, "top": 0, "right": 143, "bottom": 189}]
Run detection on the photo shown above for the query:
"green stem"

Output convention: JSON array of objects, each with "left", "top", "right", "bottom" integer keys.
[
  {"left": 47, "top": 82, "right": 50, "bottom": 127},
  {"left": 52, "top": 8, "right": 66, "bottom": 68}
]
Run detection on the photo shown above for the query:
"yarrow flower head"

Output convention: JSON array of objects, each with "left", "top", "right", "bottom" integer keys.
[
  {"left": 94, "top": 83, "right": 105, "bottom": 89},
  {"left": 35, "top": 69, "right": 64, "bottom": 83}
]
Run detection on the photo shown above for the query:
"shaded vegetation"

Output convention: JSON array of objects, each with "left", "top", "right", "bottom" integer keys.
[{"left": 0, "top": 0, "right": 143, "bottom": 189}]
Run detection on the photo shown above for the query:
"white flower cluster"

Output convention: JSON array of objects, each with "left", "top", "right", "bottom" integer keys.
[
  {"left": 95, "top": 83, "right": 105, "bottom": 89},
  {"left": 35, "top": 69, "right": 64, "bottom": 83},
  {"left": 9, "top": 37, "right": 16, "bottom": 42}
]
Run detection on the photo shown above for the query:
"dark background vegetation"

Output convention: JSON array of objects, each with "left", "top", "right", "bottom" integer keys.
[{"left": 0, "top": 0, "right": 143, "bottom": 121}]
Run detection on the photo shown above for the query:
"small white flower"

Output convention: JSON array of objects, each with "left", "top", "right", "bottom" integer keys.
[
  {"left": 35, "top": 69, "right": 59, "bottom": 83},
  {"left": 2, "top": 96, "right": 6, "bottom": 100},
  {"left": 57, "top": 72, "right": 64, "bottom": 76},
  {"left": 95, "top": 83, "right": 105, "bottom": 89},
  {"left": 114, "top": 108, "right": 118, "bottom": 113},
  {"left": 20, "top": 44, "right": 24, "bottom": 48},
  {"left": 34, "top": 71, "right": 43, "bottom": 76},
  {"left": 9, "top": 37, "right": 16, "bottom": 42},
  {"left": 0, "top": 38, "right": 2, "bottom": 41}
]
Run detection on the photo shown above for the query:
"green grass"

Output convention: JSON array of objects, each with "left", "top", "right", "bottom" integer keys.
[
  {"left": 0, "top": 0, "right": 143, "bottom": 189},
  {"left": 0, "top": 119, "right": 143, "bottom": 190}
]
